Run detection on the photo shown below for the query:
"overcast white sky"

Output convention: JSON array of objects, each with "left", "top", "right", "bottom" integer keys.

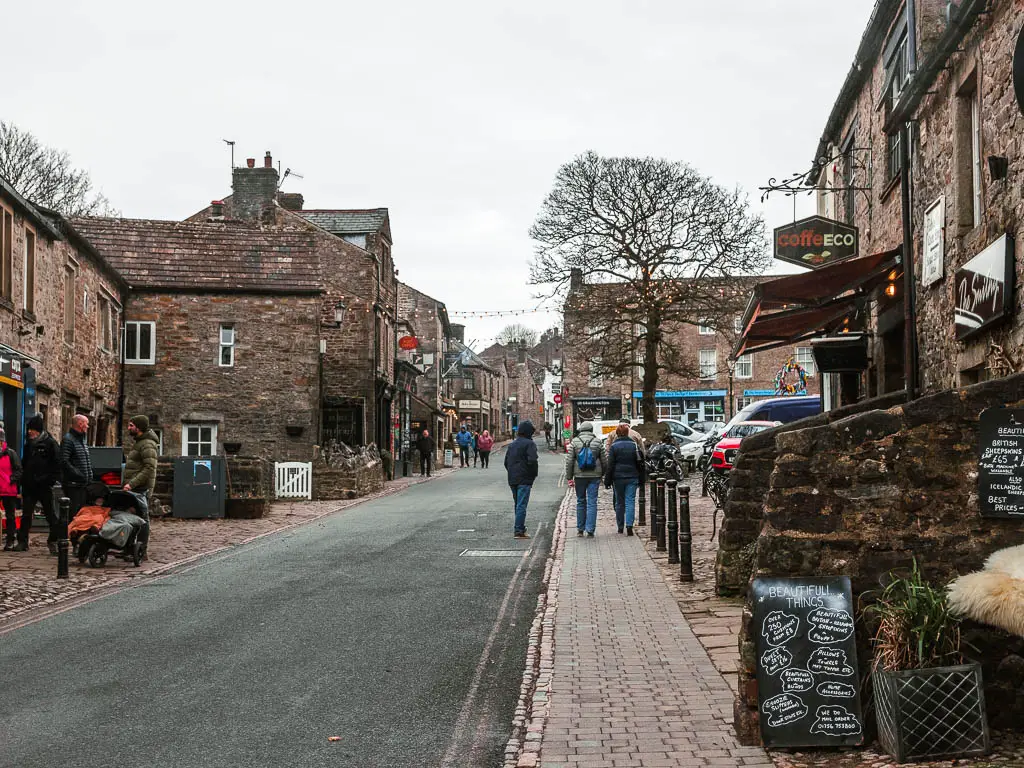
[{"left": 5, "top": 0, "right": 874, "bottom": 349}]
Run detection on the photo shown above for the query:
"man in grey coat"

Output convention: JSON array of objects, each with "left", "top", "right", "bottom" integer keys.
[{"left": 565, "top": 421, "right": 606, "bottom": 537}]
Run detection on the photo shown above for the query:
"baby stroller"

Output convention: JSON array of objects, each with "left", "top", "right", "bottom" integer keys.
[{"left": 77, "top": 488, "right": 150, "bottom": 568}]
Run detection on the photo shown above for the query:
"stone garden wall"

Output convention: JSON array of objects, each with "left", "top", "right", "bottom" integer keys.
[
  {"left": 312, "top": 441, "right": 384, "bottom": 500},
  {"left": 731, "top": 374, "right": 1024, "bottom": 744}
]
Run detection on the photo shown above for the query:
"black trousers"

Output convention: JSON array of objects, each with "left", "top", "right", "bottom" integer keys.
[
  {"left": 20, "top": 486, "right": 58, "bottom": 544},
  {"left": 2, "top": 497, "right": 17, "bottom": 541},
  {"left": 420, "top": 455, "right": 432, "bottom": 476},
  {"left": 479, "top": 450, "right": 490, "bottom": 468}
]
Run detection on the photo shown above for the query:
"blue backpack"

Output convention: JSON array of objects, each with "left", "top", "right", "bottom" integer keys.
[{"left": 576, "top": 438, "right": 597, "bottom": 472}]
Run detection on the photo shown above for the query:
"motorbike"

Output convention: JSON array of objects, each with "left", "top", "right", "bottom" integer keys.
[{"left": 645, "top": 442, "right": 684, "bottom": 481}]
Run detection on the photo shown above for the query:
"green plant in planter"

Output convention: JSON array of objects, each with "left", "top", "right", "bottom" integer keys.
[{"left": 865, "top": 558, "right": 963, "bottom": 672}]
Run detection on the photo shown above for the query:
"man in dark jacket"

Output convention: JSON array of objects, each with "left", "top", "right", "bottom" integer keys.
[
  {"left": 504, "top": 420, "right": 538, "bottom": 539},
  {"left": 124, "top": 415, "right": 159, "bottom": 497},
  {"left": 415, "top": 430, "right": 436, "bottom": 477},
  {"left": 60, "top": 414, "right": 93, "bottom": 519},
  {"left": 456, "top": 425, "right": 474, "bottom": 467},
  {"left": 19, "top": 414, "right": 61, "bottom": 553}
]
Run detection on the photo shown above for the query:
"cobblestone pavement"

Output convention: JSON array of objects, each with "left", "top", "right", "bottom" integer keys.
[
  {"left": 530, "top": 485, "right": 773, "bottom": 768},
  {"left": 0, "top": 467, "right": 457, "bottom": 624}
]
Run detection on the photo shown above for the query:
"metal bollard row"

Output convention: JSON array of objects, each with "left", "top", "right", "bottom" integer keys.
[
  {"left": 637, "top": 478, "right": 646, "bottom": 527},
  {"left": 656, "top": 476, "right": 667, "bottom": 552},
  {"left": 649, "top": 474, "right": 659, "bottom": 542},
  {"left": 57, "top": 496, "right": 70, "bottom": 580},
  {"left": 666, "top": 480, "right": 679, "bottom": 564},
  {"left": 679, "top": 484, "right": 693, "bottom": 582}
]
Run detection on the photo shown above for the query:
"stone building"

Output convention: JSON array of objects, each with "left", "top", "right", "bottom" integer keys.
[
  {"left": 397, "top": 282, "right": 456, "bottom": 447},
  {"left": 72, "top": 217, "right": 322, "bottom": 461},
  {"left": 562, "top": 274, "right": 819, "bottom": 430},
  {"left": 0, "top": 175, "right": 124, "bottom": 449},
  {"left": 446, "top": 327, "right": 507, "bottom": 435},
  {"left": 744, "top": 0, "right": 1024, "bottom": 405}
]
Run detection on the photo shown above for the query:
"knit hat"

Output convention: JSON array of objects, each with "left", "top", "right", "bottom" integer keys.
[
  {"left": 26, "top": 414, "right": 44, "bottom": 433},
  {"left": 130, "top": 415, "right": 150, "bottom": 432}
]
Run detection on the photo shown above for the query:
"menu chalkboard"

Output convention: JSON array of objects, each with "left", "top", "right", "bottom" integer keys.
[
  {"left": 752, "top": 576, "right": 864, "bottom": 748},
  {"left": 978, "top": 407, "right": 1024, "bottom": 518}
]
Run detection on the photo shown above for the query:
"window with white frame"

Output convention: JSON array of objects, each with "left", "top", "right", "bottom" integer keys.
[
  {"left": 98, "top": 295, "right": 112, "bottom": 351},
  {"left": 151, "top": 428, "right": 164, "bottom": 456},
  {"left": 588, "top": 358, "right": 604, "bottom": 387},
  {"left": 698, "top": 318, "right": 715, "bottom": 335},
  {"left": 795, "top": 347, "right": 816, "bottom": 376},
  {"left": 219, "top": 324, "right": 235, "bottom": 367},
  {"left": 656, "top": 402, "right": 683, "bottom": 419},
  {"left": 735, "top": 353, "right": 753, "bottom": 379},
  {"left": 699, "top": 349, "right": 717, "bottom": 379},
  {"left": 182, "top": 423, "right": 217, "bottom": 456},
  {"left": 970, "top": 96, "right": 982, "bottom": 227},
  {"left": 124, "top": 321, "right": 155, "bottom": 365},
  {"left": 733, "top": 316, "right": 743, "bottom": 334}
]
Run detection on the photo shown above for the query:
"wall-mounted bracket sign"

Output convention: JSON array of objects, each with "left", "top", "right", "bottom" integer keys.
[
  {"left": 752, "top": 576, "right": 864, "bottom": 748},
  {"left": 954, "top": 234, "right": 1015, "bottom": 340},
  {"left": 978, "top": 407, "right": 1024, "bottom": 518},
  {"left": 773, "top": 216, "right": 859, "bottom": 269}
]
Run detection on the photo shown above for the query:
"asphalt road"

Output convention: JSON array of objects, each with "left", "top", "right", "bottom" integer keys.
[{"left": 0, "top": 439, "right": 566, "bottom": 768}]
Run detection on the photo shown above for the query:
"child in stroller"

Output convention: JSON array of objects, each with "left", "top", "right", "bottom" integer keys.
[{"left": 70, "top": 482, "right": 150, "bottom": 568}]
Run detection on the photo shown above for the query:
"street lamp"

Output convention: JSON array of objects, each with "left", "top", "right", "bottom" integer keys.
[{"left": 726, "top": 358, "right": 736, "bottom": 420}]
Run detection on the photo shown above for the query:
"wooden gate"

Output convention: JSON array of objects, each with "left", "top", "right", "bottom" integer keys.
[{"left": 275, "top": 461, "right": 312, "bottom": 499}]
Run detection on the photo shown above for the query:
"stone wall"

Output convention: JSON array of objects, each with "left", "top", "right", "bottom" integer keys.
[
  {"left": 716, "top": 390, "right": 908, "bottom": 596},
  {"left": 733, "top": 373, "right": 1024, "bottom": 744},
  {"left": 122, "top": 292, "right": 320, "bottom": 462},
  {"left": 312, "top": 441, "right": 384, "bottom": 500}
]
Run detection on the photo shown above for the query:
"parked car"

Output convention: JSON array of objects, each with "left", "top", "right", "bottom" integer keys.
[
  {"left": 711, "top": 420, "right": 781, "bottom": 472},
  {"left": 659, "top": 418, "right": 704, "bottom": 444},
  {"left": 717, "top": 395, "right": 821, "bottom": 436},
  {"left": 690, "top": 420, "right": 726, "bottom": 435}
]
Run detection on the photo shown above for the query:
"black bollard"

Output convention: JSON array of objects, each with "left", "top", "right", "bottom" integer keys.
[
  {"left": 666, "top": 480, "right": 679, "bottom": 564},
  {"left": 656, "top": 476, "right": 667, "bottom": 552},
  {"left": 649, "top": 474, "right": 660, "bottom": 541},
  {"left": 637, "top": 478, "right": 646, "bottom": 527},
  {"left": 679, "top": 485, "right": 693, "bottom": 582},
  {"left": 57, "top": 496, "right": 70, "bottom": 580}
]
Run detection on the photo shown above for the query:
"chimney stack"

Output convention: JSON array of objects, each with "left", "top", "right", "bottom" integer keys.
[
  {"left": 232, "top": 150, "right": 279, "bottom": 224},
  {"left": 277, "top": 192, "right": 304, "bottom": 211},
  {"left": 210, "top": 200, "right": 225, "bottom": 219},
  {"left": 450, "top": 323, "right": 465, "bottom": 343},
  {"left": 570, "top": 267, "right": 584, "bottom": 291},
  {"left": 518, "top": 344, "right": 527, "bottom": 364}
]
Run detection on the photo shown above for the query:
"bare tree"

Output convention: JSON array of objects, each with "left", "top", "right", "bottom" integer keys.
[
  {"left": 0, "top": 121, "right": 118, "bottom": 216},
  {"left": 530, "top": 152, "right": 768, "bottom": 423},
  {"left": 496, "top": 323, "right": 539, "bottom": 349}
]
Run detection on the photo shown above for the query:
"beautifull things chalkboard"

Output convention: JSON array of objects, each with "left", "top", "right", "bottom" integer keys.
[
  {"left": 978, "top": 407, "right": 1024, "bottom": 518},
  {"left": 752, "top": 576, "right": 864, "bottom": 748}
]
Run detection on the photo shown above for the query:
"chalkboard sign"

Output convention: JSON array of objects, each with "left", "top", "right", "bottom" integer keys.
[
  {"left": 752, "top": 576, "right": 864, "bottom": 748},
  {"left": 978, "top": 407, "right": 1024, "bottom": 518}
]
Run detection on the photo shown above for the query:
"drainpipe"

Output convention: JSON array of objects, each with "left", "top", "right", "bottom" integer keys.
[{"left": 900, "top": 121, "right": 919, "bottom": 401}]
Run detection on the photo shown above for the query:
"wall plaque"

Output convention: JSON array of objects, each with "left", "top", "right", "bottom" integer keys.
[
  {"left": 978, "top": 407, "right": 1024, "bottom": 518},
  {"left": 753, "top": 576, "right": 864, "bottom": 748}
]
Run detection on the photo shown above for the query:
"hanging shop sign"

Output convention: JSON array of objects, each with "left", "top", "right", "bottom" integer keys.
[
  {"left": 922, "top": 197, "right": 945, "bottom": 287},
  {"left": 977, "top": 407, "right": 1024, "bottom": 518},
  {"left": 954, "top": 233, "right": 1015, "bottom": 340},
  {"left": 398, "top": 335, "right": 418, "bottom": 351},
  {"left": 457, "top": 399, "right": 482, "bottom": 411},
  {"left": 752, "top": 576, "right": 864, "bottom": 748},
  {"left": 0, "top": 355, "right": 24, "bottom": 389},
  {"left": 774, "top": 216, "right": 859, "bottom": 269}
]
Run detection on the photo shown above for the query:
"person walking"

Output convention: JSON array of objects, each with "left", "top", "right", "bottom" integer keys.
[
  {"left": 123, "top": 415, "right": 159, "bottom": 501},
  {"left": 504, "top": 420, "right": 538, "bottom": 539},
  {"left": 416, "top": 429, "right": 435, "bottom": 477},
  {"left": 18, "top": 414, "right": 61, "bottom": 553},
  {"left": 471, "top": 430, "right": 481, "bottom": 467},
  {"left": 565, "top": 421, "right": 606, "bottom": 537},
  {"left": 543, "top": 422, "right": 553, "bottom": 449},
  {"left": 456, "top": 425, "right": 474, "bottom": 468},
  {"left": 604, "top": 418, "right": 645, "bottom": 510},
  {"left": 605, "top": 424, "right": 645, "bottom": 535},
  {"left": 0, "top": 428, "right": 22, "bottom": 551},
  {"left": 477, "top": 430, "right": 494, "bottom": 468},
  {"left": 60, "top": 414, "right": 93, "bottom": 520}
]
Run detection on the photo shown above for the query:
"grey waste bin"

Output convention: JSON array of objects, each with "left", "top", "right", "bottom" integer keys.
[{"left": 172, "top": 456, "right": 226, "bottom": 519}]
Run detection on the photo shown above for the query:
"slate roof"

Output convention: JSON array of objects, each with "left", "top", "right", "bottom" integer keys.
[
  {"left": 296, "top": 209, "right": 389, "bottom": 238},
  {"left": 70, "top": 218, "right": 321, "bottom": 294}
]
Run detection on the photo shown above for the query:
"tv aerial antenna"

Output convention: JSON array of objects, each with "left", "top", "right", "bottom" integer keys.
[
  {"left": 280, "top": 168, "right": 304, "bottom": 189},
  {"left": 222, "top": 139, "right": 235, "bottom": 169}
]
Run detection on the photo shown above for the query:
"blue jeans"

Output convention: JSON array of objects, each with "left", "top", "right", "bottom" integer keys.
[
  {"left": 613, "top": 479, "right": 639, "bottom": 530},
  {"left": 574, "top": 477, "right": 600, "bottom": 534},
  {"left": 510, "top": 484, "right": 531, "bottom": 534}
]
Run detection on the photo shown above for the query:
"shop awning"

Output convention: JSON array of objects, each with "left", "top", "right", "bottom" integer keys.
[{"left": 736, "top": 248, "right": 900, "bottom": 357}]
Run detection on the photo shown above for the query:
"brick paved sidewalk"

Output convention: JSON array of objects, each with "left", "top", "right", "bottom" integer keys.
[
  {"left": 0, "top": 467, "right": 458, "bottom": 625},
  {"left": 533, "top": 488, "right": 772, "bottom": 768}
]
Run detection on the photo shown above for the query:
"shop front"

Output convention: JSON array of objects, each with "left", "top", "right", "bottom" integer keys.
[
  {"left": 457, "top": 398, "right": 485, "bottom": 432},
  {"left": 631, "top": 390, "right": 727, "bottom": 425},
  {"left": 569, "top": 396, "right": 621, "bottom": 432}
]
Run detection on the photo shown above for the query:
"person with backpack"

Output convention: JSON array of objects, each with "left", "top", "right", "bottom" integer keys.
[
  {"left": 504, "top": 420, "right": 538, "bottom": 539},
  {"left": 604, "top": 424, "right": 646, "bottom": 535},
  {"left": 477, "top": 430, "right": 494, "bottom": 468},
  {"left": 565, "top": 421, "right": 606, "bottom": 537}
]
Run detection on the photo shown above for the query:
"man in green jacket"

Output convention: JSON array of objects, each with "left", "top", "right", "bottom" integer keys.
[{"left": 123, "top": 415, "right": 159, "bottom": 498}]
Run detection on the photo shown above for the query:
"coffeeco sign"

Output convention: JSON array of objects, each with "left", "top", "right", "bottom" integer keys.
[
  {"left": 774, "top": 216, "right": 859, "bottom": 270},
  {"left": 954, "top": 234, "right": 1015, "bottom": 341}
]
